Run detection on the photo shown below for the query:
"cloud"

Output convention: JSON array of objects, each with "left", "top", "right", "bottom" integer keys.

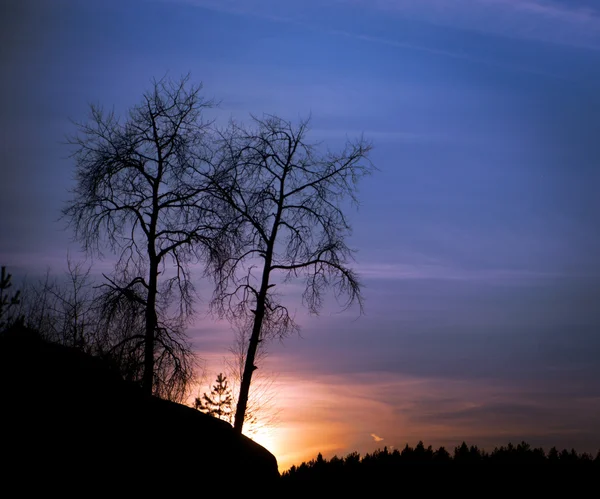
[
  {"left": 150, "top": 0, "right": 292, "bottom": 21},
  {"left": 349, "top": 0, "right": 600, "bottom": 49},
  {"left": 320, "top": 28, "right": 572, "bottom": 80},
  {"left": 153, "top": 0, "right": 595, "bottom": 80},
  {"left": 355, "top": 262, "right": 564, "bottom": 283},
  {"left": 371, "top": 433, "right": 385, "bottom": 442},
  {"left": 165, "top": 0, "right": 600, "bottom": 50},
  {"left": 310, "top": 129, "right": 431, "bottom": 143}
]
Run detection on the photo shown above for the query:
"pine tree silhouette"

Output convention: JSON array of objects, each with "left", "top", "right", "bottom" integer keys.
[{"left": 195, "top": 373, "right": 233, "bottom": 422}]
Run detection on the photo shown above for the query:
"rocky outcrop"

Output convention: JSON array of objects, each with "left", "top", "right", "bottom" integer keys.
[{"left": 0, "top": 326, "right": 279, "bottom": 491}]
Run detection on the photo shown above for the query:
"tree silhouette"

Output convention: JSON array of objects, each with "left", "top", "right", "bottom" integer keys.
[
  {"left": 207, "top": 115, "right": 374, "bottom": 432},
  {"left": 18, "top": 257, "right": 99, "bottom": 350},
  {"left": 17, "top": 260, "right": 155, "bottom": 387},
  {"left": 195, "top": 373, "right": 233, "bottom": 421},
  {"left": 63, "top": 75, "right": 234, "bottom": 400},
  {"left": 0, "top": 266, "right": 21, "bottom": 330}
]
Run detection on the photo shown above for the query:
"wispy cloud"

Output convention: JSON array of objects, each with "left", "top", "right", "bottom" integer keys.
[
  {"left": 310, "top": 129, "right": 433, "bottom": 143},
  {"left": 159, "top": 0, "right": 600, "bottom": 50},
  {"left": 151, "top": 0, "right": 291, "bottom": 21},
  {"left": 482, "top": 0, "right": 597, "bottom": 25},
  {"left": 345, "top": 0, "right": 600, "bottom": 49},
  {"left": 154, "top": 0, "right": 593, "bottom": 81},
  {"left": 356, "top": 262, "right": 565, "bottom": 283},
  {"left": 320, "top": 28, "right": 572, "bottom": 80}
]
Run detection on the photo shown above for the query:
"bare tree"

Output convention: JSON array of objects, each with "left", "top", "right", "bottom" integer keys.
[
  {"left": 22, "top": 257, "right": 99, "bottom": 350},
  {"left": 14, "top": 259, "right": 193, "bottom": 400},
  {"left": 63, "top": 75, "right": 233, "bottom": 399},
  {"left": 207, "top": 115, "right": 374, "bottom": 432}
]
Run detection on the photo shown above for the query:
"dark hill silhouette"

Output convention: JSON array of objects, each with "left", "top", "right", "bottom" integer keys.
[{"left": 0, "top": 325, "right": 279, "bottom": 492}]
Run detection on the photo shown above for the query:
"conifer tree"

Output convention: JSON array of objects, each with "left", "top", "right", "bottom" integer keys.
[{"left": 195, "top": 373, "right": 233, "bottom": 421}]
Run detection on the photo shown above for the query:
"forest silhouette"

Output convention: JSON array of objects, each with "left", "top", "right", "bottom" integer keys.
[{"left": 281, "top": 443, "right": 599, "bottom": 492}]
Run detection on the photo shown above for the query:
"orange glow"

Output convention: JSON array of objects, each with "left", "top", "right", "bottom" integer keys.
[
  {"left": 239, "top": 369, "right": 600, "bottom": 472},
  {"left": 245, "top": 425, "right": 279, "bottom": 457},
  {"left": 260, "top": 373, "right": 397, "bottom": 471},
  {"left": 188, "top": 351, "right": 600, "bottom": 473}
]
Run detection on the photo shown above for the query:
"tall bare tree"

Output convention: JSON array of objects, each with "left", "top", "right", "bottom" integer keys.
[
  {"left": 63, "top": 75, "right": 233, "bottom": 399},
  {"left": 207, "top": 115, "right": 374, "bottom": 432}
]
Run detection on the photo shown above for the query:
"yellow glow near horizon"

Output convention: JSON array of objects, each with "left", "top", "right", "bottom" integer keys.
[
  {"left": 189, "top": 367, "right": 593, "bottom": 473},
  {"left": 190, "top": 372, "right": 460, "bottom": 472},
  {"left": 239, "top": 374, "right": 374, "bottom": 472},
  {"left": 245, "top": 425, "right": 279, "bottom": 456},
  {"left": 245, "top": 422, "right": 350, "bottom": 472}
]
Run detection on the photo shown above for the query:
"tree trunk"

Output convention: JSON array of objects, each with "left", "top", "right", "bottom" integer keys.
[
  {"left": 144, "top": 142, "right": 161, "bottom": 397},
  {"left": 234, "top": 270, "right": 269, "bottom": 433},
  {"left": 234, "top": 228, "right": 281, "bottom": 433},
  {"left": 142, "top": 259, "right": 159, "bottom": 396},
  {"left": 234, "top": 169, "right": 288, "bottom": 433}
]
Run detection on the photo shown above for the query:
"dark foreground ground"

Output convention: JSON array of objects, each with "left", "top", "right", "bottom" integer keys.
[{"left": 0, "top": 326, "right": 279, "bottom": 493}]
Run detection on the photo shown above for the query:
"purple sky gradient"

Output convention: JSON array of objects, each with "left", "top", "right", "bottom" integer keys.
[{"left": 1, "top": 0, "right": 599, "bottom": 469}]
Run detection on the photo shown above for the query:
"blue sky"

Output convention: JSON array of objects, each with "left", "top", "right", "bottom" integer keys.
[{"left": 2, "top": 0, "right": 600, "bottom": 468}]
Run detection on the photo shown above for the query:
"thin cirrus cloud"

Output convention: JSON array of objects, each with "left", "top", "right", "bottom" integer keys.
[
  {"left": 160, "top": 0, "right": 600, "bottom": 49},
  {"left": 344, "top": 0, "right": 600, "bottom": 49},
  {"left": 355, "top": 263, "right": 564, "bottom": 283},
  {"left": 310, "top": 129, "right": 432, "bottom": 143},
  {"left": 319, "top": 28, "right": 575, "bottom": 81}
]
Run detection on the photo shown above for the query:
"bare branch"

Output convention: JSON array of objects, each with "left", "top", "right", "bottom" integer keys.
[
  {"left": 208, "top": 114, "right": 374, "bottom": 432},
  {"left": 61, "top": 75, "right": 231, "bottom": 400}
]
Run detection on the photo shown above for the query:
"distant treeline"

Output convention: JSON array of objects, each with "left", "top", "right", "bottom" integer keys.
[{"left": 281, "top": 441, "right": 600, "bottom": 487}]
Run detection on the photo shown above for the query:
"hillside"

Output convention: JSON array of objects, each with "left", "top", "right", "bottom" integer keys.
[{"left": 0, "top": 325, "right": 279, "bottom": 491}]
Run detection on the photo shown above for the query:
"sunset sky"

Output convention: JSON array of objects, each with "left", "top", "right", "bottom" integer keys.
[{"left": 2, "top": 0, "right": 600, "bottom": 471}]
